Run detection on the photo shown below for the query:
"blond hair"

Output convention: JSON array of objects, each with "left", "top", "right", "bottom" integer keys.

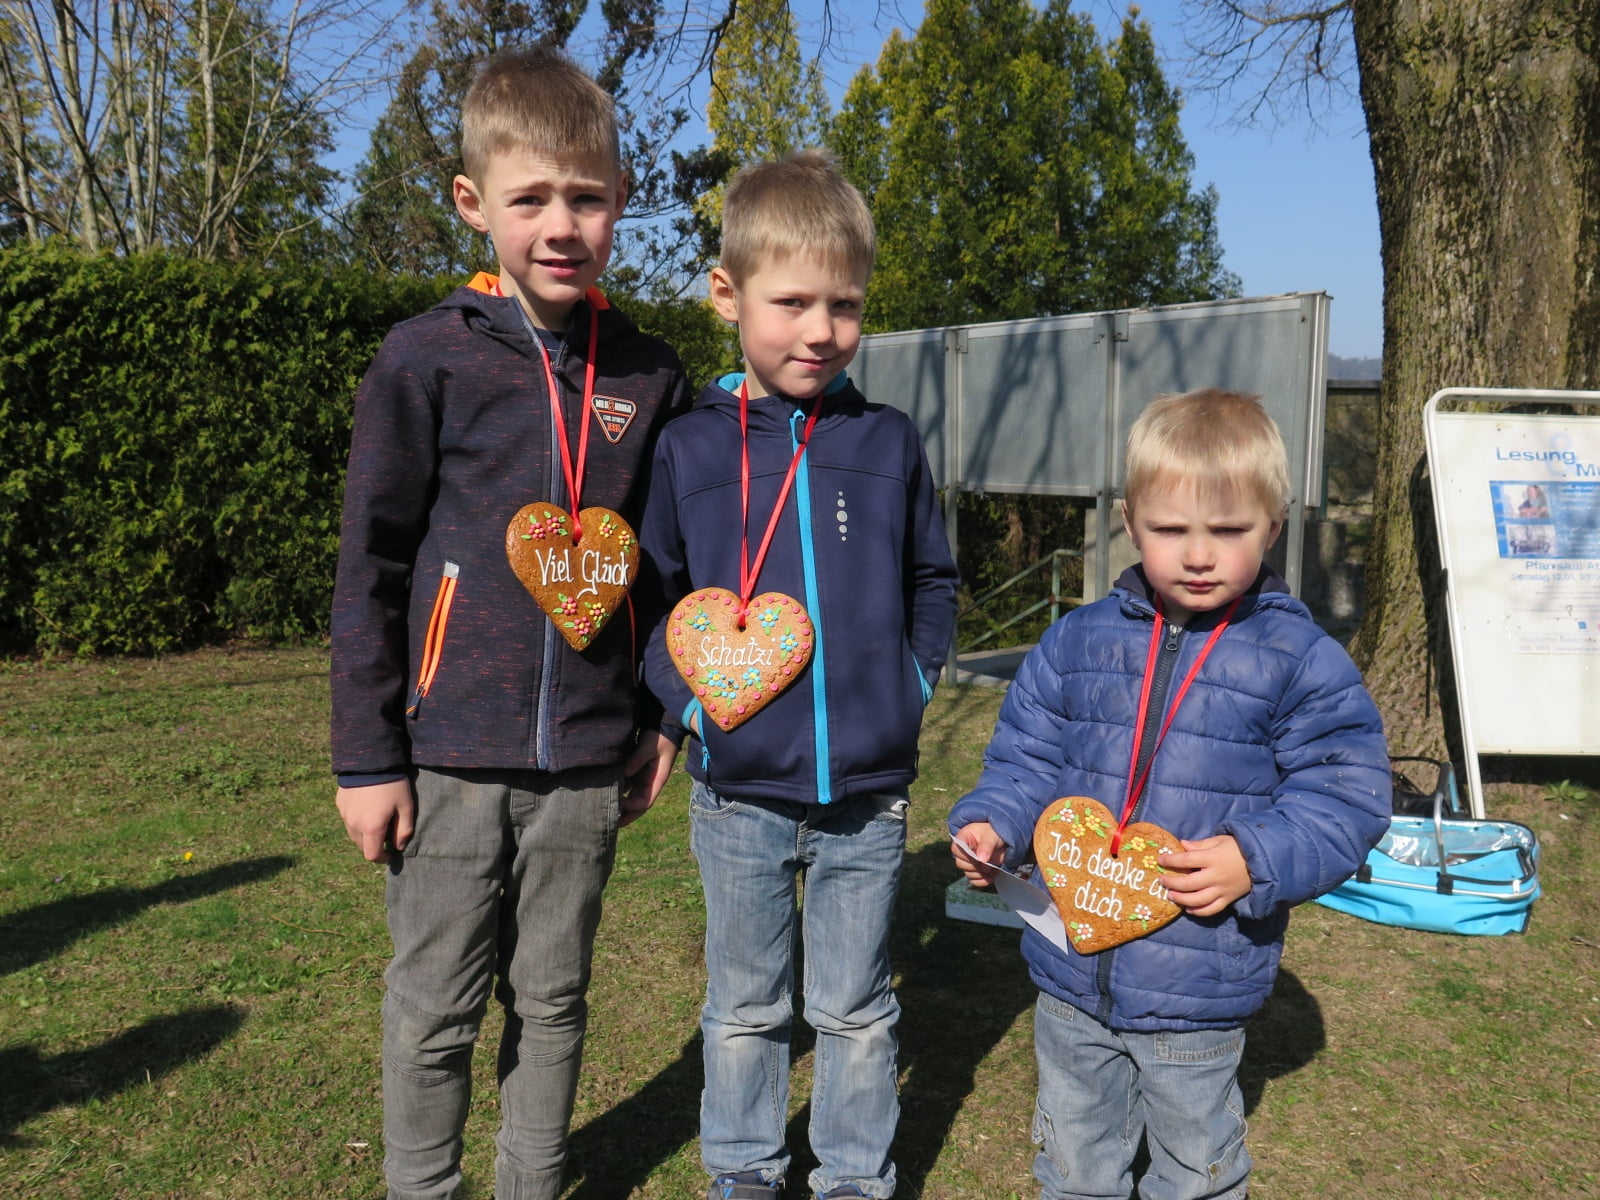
[
  {"left": 1124, "top": 389, "right": 1289, "bottom": 516},
  {"left": 720, "top": 149, "right": 876, "bottom": 283},
  {"left": 460, "top": 45, "right": 619, "bottom": 184}
]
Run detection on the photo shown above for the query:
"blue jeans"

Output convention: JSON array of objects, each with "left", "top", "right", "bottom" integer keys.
[
  {"left": 690, "top": 781, "right": 908, "bottom": 1199},
  {"left": 381, "top": 765, "right": 619, "bottom": 1200},
  {"left": 1031, "top": 992, "right": 1250, "bottom": 1200}
]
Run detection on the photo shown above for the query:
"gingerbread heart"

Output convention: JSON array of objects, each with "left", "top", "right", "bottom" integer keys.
[
  {"left": 667, "top": 588, "right": 813, "bottom": 731},
  {"left": 1032, "top": 797, "right": 1185, "bottom": 954},
  {"left": 505, "top": 504, "right": 638, "bottom": 651}
]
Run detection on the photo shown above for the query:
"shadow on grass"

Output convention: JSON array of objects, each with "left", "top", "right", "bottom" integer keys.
[
  {"left": 0, "top": 1004, "right": 246, "bottom": 1139},
  {"left": 1240, "top": 967, "right": 1326, "bottom": 1115},
  {"left": 0, "top": 856, "right": 296, "bottom": 976},
  {"left": 565, "top": 1033, "right": 705, "bottom": 1198}
]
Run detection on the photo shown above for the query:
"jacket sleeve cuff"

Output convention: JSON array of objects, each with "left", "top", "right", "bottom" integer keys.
[{"left": 337, "top": 771, "right": 408, "bottom": 788}]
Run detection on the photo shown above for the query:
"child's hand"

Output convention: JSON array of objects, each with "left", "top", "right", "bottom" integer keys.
[
  {"left": 335, "top": 779, "right": 415, "bottom": 863},
  {"left": 951, "top": 822, "right": 1007, "bottom": 889},
  {"left": 621, "top": 732, "right": 679, "bottom": 827},
  {"left": 1160, "top": 834, "right": 1252, "bottom": 917}
]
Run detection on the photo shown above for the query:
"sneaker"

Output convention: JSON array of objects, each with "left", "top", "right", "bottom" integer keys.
[
  {"left": 814, "top": 1187, "right": 870, "bottom": 1199},
  {"left": 708, "top": 1171, "right": 780, "bottom": 1200}
]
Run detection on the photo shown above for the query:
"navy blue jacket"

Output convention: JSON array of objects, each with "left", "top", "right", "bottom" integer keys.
[
  {"left": 640, "top": 374, "right": 959, "bottom": 805},
  {"left": 948, "top": 566, "right": 1390, "bottom": 1031},
  {"left": 330, "top": 281, "right": 689, "bottom": 777}
]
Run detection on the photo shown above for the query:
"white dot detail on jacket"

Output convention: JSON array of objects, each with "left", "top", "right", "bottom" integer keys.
[{"left": 837, "top": 492, "right": 849, "bottom": 540}]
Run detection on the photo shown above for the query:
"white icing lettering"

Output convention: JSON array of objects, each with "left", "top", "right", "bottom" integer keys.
[
  {"left": 695, "top": 635, "right": 777, "bottom": 670},
  {"left": 1072, "top": 879, "right": 1124, "bottom": 920},
  {"left": 534, "top": 547, "right": 572, "bottom": 586}
]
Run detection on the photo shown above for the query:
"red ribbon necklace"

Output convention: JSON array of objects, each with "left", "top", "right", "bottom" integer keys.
[
  {"left": 490, "top": 274, "right": 602, "bottom": 541},
  {"left": 532, "top": 309, "right": 600, "bottom": 541},
  {"left": 737, "top": 381, "right": 822, "bottom": 628},
  {"left": 1111, "top": 595, "right": 1242, "bottom": 856}
]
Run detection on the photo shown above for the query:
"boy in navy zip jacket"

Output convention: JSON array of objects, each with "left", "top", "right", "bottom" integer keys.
[
  {"left": 638, "top": 150, "right": 958, "bottom": 1200},
  {"left": 949, "top": 390, "right": 1390, "bottom": 1200},
  {"left": 329, "top": 47, "right": 688, "bottom": 1200}
]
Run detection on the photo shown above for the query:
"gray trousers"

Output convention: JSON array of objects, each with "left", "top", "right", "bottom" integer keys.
[{"left": 380, "top": 764, "right": 619, "bottom": 1200}]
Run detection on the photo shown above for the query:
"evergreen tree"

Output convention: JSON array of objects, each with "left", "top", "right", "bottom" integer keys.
[{"left": 829, "top": 0, "right": 1237, "bottom": 333}]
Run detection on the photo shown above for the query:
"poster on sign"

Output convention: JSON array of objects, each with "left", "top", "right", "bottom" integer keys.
[{"left": 1423, "top": 389, "right": 1600, "bottom": 817}]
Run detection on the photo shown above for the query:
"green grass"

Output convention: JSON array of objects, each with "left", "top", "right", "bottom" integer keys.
[{"left": 1, "top": 647, "right": 1597, "bottom": 1199}]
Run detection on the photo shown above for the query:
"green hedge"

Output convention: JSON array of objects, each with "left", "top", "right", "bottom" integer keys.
[{"left": 0, "top": 248, "right": 733, "bottom": 655}]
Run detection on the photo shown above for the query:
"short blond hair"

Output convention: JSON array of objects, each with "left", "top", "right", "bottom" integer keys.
[
  {"left": 720, "top": 149, "right": 876, "bottom": 283},
  {"left": 460, "top": 45, "right": 619, "bottom": 184},
  {"left": 1124, "top": 389, "right": 1289, "bottom": 516}
]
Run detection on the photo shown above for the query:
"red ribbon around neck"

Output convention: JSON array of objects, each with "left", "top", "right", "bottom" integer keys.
[
  {"left": 1111, "top": 595, "right": 1242, "bottom": 856},
  {"left": 737, "top": 381, "right": 822, "bottom": 628},
  {"left": 533, "top": 310, "right": 600, "bottom": 540}
]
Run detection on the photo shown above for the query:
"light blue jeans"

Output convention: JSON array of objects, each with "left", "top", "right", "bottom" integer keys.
[
  {"left": 1031, "top": 991, "right": 1251, "bottom": 1200},
  {"left": 381, "top": 765, "right": 619, "bottom": 1200},
  {"left": 690, "top": 780, "right": 908, "bottom": 1199}
]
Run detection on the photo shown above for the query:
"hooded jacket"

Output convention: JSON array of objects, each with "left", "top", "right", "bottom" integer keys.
[
  {"left": 639, "top": 374, "right": 959, "bottom": 805},
  {"left": 330, "top": 280, "right": 689, "bottom": 777},
  {"left": 947, "top": 566, "right": 1391, "bottom": 1031}
]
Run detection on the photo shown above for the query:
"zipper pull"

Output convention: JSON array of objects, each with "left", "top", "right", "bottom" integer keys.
[{"left": 1164, "top": 623, "right": 1181, "bottom": 653}]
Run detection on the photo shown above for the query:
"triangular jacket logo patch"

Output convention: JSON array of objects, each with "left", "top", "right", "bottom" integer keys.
[{"left": 591, "top": 395, "right": 637, "bottom": 443}]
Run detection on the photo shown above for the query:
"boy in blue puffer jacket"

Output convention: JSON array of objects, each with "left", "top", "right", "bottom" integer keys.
[
  {"left": 639, "top": 150, "right": 958, "bottom": 1200},
  {"left": 949, "top": 389, "right": 1390, "bottom": 1200}
]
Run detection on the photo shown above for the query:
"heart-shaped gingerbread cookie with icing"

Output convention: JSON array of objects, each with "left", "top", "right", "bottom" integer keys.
[
  {"left": 667, "top": 588, "right": 813, "bottom": 731},
  {"left": 505, "top": 504, "right": 638, "bottom": 651},
  {"left": 1032, "top": 796, "right": 1185, "bottom": 954}
]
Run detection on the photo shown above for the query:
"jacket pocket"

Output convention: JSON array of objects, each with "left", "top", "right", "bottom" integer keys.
[{"left": 407, "top": 560, "right": 460, "bottom": 719}]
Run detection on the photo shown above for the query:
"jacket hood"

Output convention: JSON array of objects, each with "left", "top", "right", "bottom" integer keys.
[{"left": 434, "top": 278, "right": 637, "bottom": 358}]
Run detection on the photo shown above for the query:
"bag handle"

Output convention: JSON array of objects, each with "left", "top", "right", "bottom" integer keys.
[
  {"left": 1429, "top": 763, "right": 1539, "bottom": 892},
  {"left": 1431, "top": 774, "right": 1455, "bottom": 895}
]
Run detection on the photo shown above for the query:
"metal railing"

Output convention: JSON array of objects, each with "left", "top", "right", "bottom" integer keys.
[{"left": 957, "top": 548, "right": 1083, "bottom": 653}]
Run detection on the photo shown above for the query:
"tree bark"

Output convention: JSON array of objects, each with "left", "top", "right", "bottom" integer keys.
[{"left": 1348, "top": 0, "right": 1600, "bottom": 756}]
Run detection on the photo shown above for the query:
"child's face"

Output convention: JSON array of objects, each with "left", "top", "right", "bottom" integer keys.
[
  {"left": 709, "top": 254, "right": 868, "bottom": 400},
  {"left": 1123, "top": 482, "right": 1283, "bottom": 623},
  {"left": 453, "top": 146, "right": 626, "bottom": 329}
]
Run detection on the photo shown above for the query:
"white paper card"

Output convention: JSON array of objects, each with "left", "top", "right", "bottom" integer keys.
[{"left": 951, "top": 838, "right": 1073, "bottom": 954}]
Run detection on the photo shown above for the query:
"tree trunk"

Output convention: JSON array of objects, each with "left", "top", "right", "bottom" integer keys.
[{"left": 1347, "top": 0, "right": 1600, "bottom": 758}]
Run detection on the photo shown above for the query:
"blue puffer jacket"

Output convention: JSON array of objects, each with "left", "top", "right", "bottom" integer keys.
[
  {"left": 947, "top": 566, "right": 1390, "bottom": 1031},
  {"left": 640, "top": 373, "right": 959, "bottom": 806}
]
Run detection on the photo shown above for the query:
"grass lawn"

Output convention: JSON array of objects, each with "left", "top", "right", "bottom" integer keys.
[{"left": 1, "top": 646, "right": 1597, "bottom": 1199}]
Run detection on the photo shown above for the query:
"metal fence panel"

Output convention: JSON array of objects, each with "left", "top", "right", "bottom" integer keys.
[
  {"left": 956, "top": 314, "right": 1107, "bottom": 496},
  {"left": 853, "top": 291, "right": 1332, "bottom": 608},
  {"left": 1118, "top": 294, "right": 1329, "bottom": 506},
  {"left": 846, "top": 327, "right": 948, "bottom": 484}
]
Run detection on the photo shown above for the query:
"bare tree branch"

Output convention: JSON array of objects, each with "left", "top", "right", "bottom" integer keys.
[
  {"left": 2, "top": 0, "right": 397, "bottom": 256},
  {"left": 1172, "top": 0, "right": 1356, "bottom": 132}
]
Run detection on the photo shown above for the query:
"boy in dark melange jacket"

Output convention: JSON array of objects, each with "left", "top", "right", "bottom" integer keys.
[
  {"left": 950, "top": 390, "right": 1390, "bottom": 1200},
  {"left": 329, "top": 46, "right": 688, "bottom": 1200},
  {"left": 638, "top": 151, "right": 959, "bottom": 1200}
]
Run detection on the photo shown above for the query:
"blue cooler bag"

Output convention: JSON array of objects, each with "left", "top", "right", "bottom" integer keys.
[{"left": 1315, "top": 758, "right": 1541, "bottom": 936}]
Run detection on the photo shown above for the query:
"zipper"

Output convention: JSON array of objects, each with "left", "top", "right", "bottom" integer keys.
[
  {"left": 407, "top": 560, "right": 461, "bottom": 718},
  {"left": 531, "top": 319, "right": 578, "bottom": 770},
  {"left": 1095, "top": 612, "right": 1184, "bottom": 1021},
  {"left": 792, "top": 405, "right": 832, "bottom": 804}
]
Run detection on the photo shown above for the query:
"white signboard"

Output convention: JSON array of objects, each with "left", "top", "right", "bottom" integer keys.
[{"left": 1424, "top": 388, "right": 1600, "bottom": 817}]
